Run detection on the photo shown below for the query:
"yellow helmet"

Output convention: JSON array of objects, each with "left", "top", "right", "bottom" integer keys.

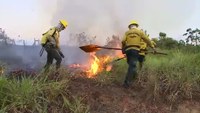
[
  {"left": 128, "top": 20, "right": 139, "bottom": 28},
  {"left": 59, "top": 20, "right": 68, "bottom": 28}
]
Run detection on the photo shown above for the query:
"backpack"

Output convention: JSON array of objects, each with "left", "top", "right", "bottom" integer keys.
[{"left": 41, "top": 27, "right": 57, "bottom": 46}]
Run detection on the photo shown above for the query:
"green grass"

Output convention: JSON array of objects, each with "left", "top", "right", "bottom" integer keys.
[
  {"left": 0, "top": 68, "right": 89, "bottom": 113},
  {"left": 0, "top": 49, "right": 199, "bottom": 112},
  {"left": 96, "top": 49, "right": 200, "bottom": 103}
]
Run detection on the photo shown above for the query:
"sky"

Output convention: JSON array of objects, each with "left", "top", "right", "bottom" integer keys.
[{"left": 0, "top": 0, "right": 200, "bottom": 45}]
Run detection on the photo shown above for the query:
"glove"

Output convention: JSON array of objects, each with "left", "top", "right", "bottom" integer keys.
[
  {"left": 122, "top": 47, "right": 126, "bottom": 54},
  {"left": 58, "top": 50, "right": 65, "bottom": 58},
  {"left": 41, "top": 44, "right": 45, "bottom": 47},
  {"left": 121, "top": 43, "right": 126, "bottom": 54}
]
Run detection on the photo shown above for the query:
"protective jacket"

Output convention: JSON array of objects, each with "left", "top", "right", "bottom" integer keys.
[
  {"left": 122, "top": 28, "right": 154, "bottom": 52},
  {"left": 139, "top": 40, "right": 147, "bottom": 56},
  {"left": 139, "top": 39, "right": 157, "bottom": 56},
  {"left": 41, "top": 27, "right": 60, "bottom": 49}
]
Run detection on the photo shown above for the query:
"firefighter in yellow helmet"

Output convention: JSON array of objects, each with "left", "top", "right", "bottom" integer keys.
[
  {"left": 41, "top": 20, "right": 68, "bottom": 70},
  {"left": 121, "top": 20, "right": 156, "bottom": 88}
]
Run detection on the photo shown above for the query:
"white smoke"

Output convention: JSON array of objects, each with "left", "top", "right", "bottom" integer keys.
[
  {"left": 48, "top": 0, "right": 198, "bottom": 44},
  {"left": 1, "top": 0, "right": 199, "bottom": 71}
]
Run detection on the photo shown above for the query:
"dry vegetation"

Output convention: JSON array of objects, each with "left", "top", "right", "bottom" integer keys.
[{"left": 0, "top": 49, "right": 200, "bottom": 113}]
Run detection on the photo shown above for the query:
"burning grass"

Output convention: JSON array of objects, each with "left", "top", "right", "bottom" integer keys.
[{"left": 69, "top": 51, "right": 121, "bottom": 78}]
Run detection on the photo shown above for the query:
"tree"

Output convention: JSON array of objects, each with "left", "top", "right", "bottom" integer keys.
[
  {"left": 178, "top": 40, "right": 185, "bottom": 45},
  {"left": 159, "top": 32, "right": 167, "bottom": 39},
  {"left": 156, "top": 32, "right": 179, "bottom": 49},
  {"left": 183, "top": 28, "right": 200, "bottom": 45},
  {"left": 193, "top": 28, "right": 200, "bottom": 45}
]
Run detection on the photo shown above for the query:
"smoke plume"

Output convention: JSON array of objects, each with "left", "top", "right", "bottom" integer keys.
[{"left": 49, "top": 0, "right": 197, "bottom": 43}]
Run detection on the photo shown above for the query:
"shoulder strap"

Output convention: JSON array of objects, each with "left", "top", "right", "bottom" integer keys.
[{"left": 52, "top": 28, "right": 57, "bottom": 37}]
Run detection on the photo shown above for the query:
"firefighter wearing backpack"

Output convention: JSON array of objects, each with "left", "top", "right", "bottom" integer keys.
[
  {"left": 41, "top": 20, "right": 68, "bottom": 70},
  {"left": 121, "top": 20, "right": 156, "bottom": 88}
]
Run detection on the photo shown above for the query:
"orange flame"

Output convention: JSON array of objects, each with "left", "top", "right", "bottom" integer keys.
[
  {"left": 115, "top": 44, "right": 124, "bottom": 58},
  {"left": 86, "top": 53, "right": 112, "bottom": 78},
  {"left": 69, "top": 64, "right": 81, "bottom": 68},
  {"left": 106, "top": 65, "right": 112, "bottom": 71},
  {"left": 86, "top": 54, "right": 100, "bottom": 78},
  {"left": 69, "top": 44, "right": 125, "bottom": 78}
]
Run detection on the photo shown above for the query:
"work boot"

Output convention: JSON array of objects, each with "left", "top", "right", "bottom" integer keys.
[
  {"left": 123, "top": 83, "right": 129, "bottom": 89},
  {"left": 123, "top": 81, "right": 130, "bottom": 89}
]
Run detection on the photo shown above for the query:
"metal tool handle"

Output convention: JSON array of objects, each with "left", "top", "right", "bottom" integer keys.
[
  {"left": 147, "top": 51, "right": 168, "bottom": 55},
  {"left": 39, "top": 47, "right": 45, "bottom": 57},
  {"left": 96, "top": 46, "right": 122, "bottom": 50}
]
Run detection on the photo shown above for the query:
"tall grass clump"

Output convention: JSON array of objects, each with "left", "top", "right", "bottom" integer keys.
[
  {"left": 138, "top": 50, "right": 200, "bottom": 103},
  {"left": 0, "top": 67, "right": 89, "bottom": 113},
  {"left": 99, "top": 49, "right": 200, "bottom": 104}
]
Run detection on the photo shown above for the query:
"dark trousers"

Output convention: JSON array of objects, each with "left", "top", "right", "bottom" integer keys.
[
  {"left": 124, "top": 49, "right": 139, "bottom": 86},
  {"left": 138, "top": 55, "right": 145, "bottom": 70},
  {"left": 44, "top": 48, "right": 62, "bottom": 70}
]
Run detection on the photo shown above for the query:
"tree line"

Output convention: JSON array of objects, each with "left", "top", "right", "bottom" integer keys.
[{"left": 151, "top": 28, "right": 200, "bottom": 50}]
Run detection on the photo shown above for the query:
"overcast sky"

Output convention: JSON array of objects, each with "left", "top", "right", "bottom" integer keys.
[{"left": 0, "top": 0, "right": 200, "bottom": 44}]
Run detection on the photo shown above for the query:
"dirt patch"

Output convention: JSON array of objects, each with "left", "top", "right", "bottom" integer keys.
[
  {"left": 67, "top": 76, "right": 195, "bottom": 113},
  {"left": 177, "top": 101, "right": 200, "bottom": 113}
]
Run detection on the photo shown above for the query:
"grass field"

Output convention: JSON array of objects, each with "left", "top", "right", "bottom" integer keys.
[
  {"left": 98, "top": 49, "right": 200, "bottom": 101},
  {"left": 0, "top": 49, "right": 200, "bottom": 112}
]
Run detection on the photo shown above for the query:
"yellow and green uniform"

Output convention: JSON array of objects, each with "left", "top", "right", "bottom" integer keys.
[
  {"left": 121, "top": 28, "right": 154, "bottom": 88},
  {"left": 139, "top": 40, "right": 147, "bottom": 56},
  {"left": 138, "top": 39, "right": 147, "bottom": 70},
  {"left": 122, "top": 28, "right": 154, "bottom": 52},
  {"left": 41, "top": 27, "right": 62, "bottom": 70},
  {"left": 138, "top": 39, "right": 156, "bottom": 69},
  {"left": 139, "top": 40, "right": 156, "bottom": 56},
  {"left": 138, "top": 39, "right": 147, "bottom": 68}
]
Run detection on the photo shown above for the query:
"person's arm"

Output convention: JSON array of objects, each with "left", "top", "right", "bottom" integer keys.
[
  {"left": 122, "top": 35, "right": 126, "bottom": 47},
  {"left": 151, "top": 41, "right": 157, "bottom": 48},
  {"left": 141, "top": 32, "right": 154, "bottom": 48},
  {"left": 141, "top": 31, "right": 156, "bottom": 52},
  {"left": 121, "top": 33, "right": 127, "bottom": 54},
  {"left": 53, "top": 31, "right": 60, "bottom": 49},
  {"left": 58, "top": 49, "right": 64, "bottom": 58}
]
